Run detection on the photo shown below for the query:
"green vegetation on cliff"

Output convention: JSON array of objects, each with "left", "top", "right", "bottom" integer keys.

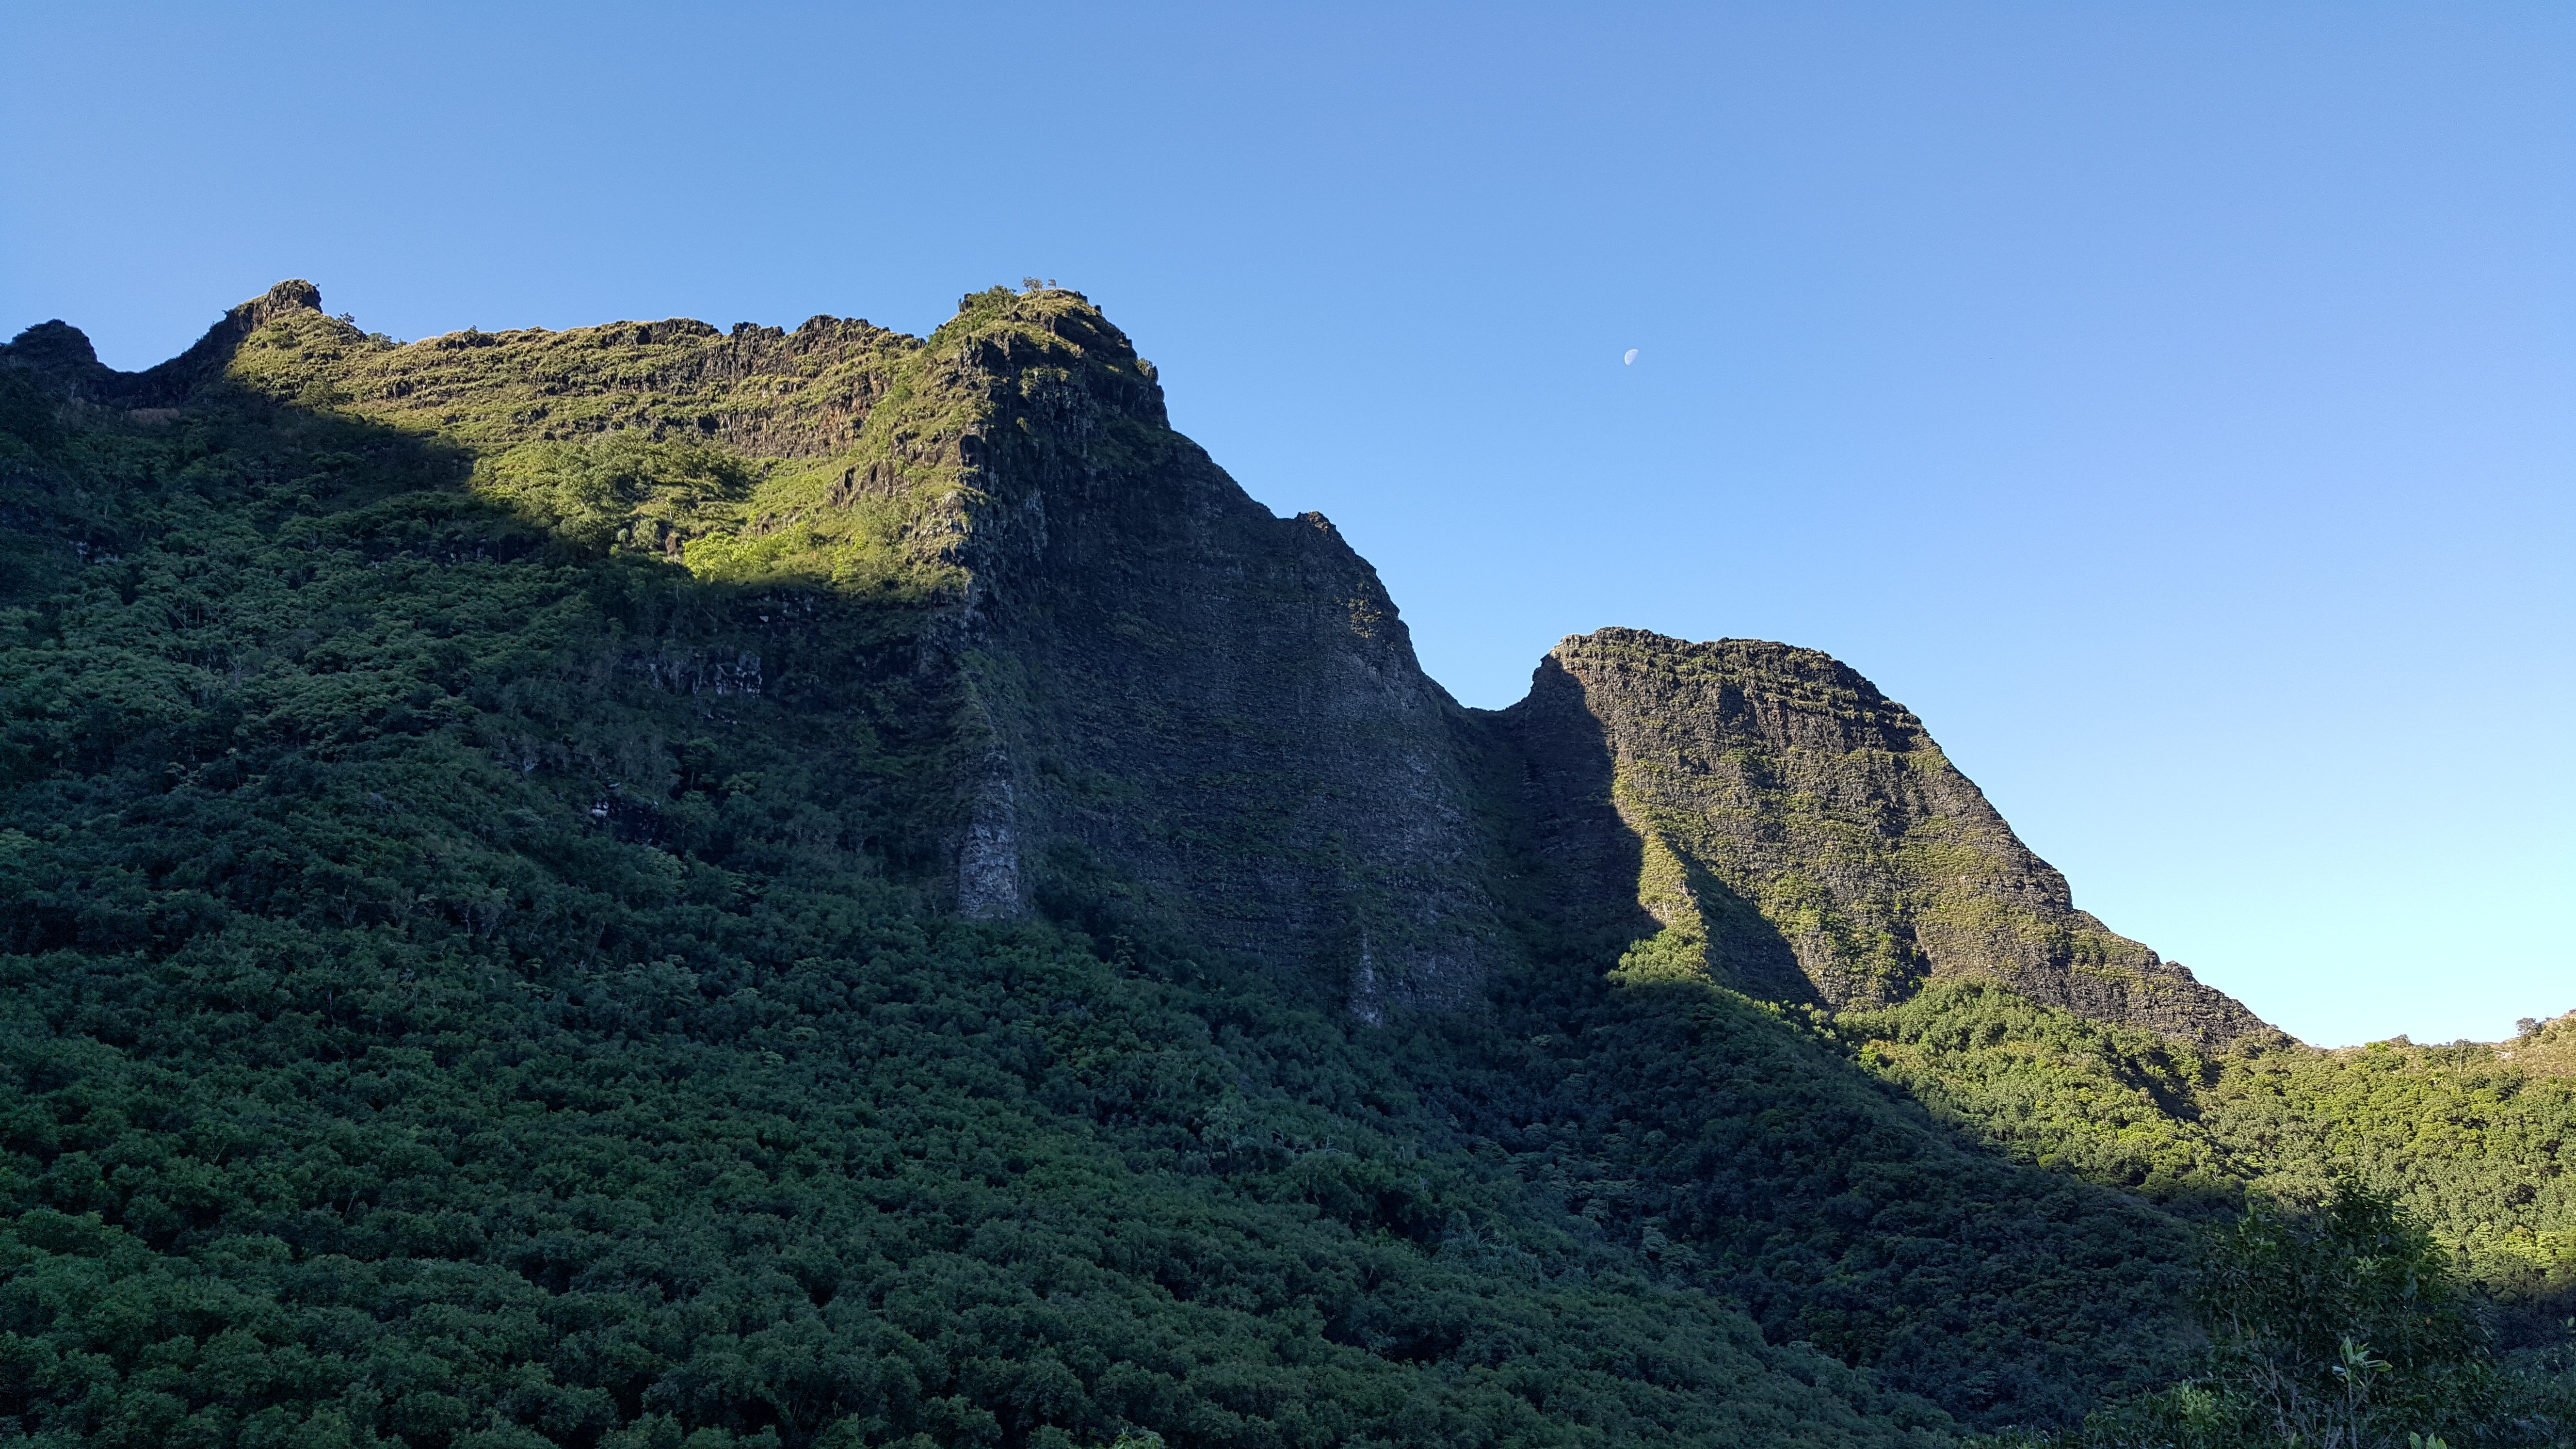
[
  {"left": 0, "top": 282, "right": 2568, "bottom": 1449},
  {"left": 0, "top": 333, "right": 1987, "bottom": 1448},
  {"left": 1841, "top": 982, "right": 2576, "bottom": 1312},
  {"left": 1507, "top": 626, "right": 2576, "bottom": 1356},
  {"left": 1516, "top": 630, "right": 2272, "bottom": 1047},
  {"left": 2006, "top": 1186, "right": 2572, "bottom": 1449}
]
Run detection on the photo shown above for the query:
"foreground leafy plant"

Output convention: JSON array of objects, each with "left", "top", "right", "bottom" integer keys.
[{"left": 1998, "top": 1187, "right": 2572, "bottom": 1449}]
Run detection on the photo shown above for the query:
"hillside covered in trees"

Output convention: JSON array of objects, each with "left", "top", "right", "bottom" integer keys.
[{"left": 0, "top": 282, "right": 2567, "bottom": 1449}]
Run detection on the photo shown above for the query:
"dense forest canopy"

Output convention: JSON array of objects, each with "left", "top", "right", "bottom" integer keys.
[{"left": 0, "top": 283, "right": 2567, "bottom": 1449}]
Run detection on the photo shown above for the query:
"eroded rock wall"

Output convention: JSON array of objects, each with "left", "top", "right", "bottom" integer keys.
[{"left": 920, "top": 292, "right": 1499, "bottom": 1012}]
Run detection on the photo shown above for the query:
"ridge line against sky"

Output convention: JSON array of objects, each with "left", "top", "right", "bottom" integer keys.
[{"left": 3, "top": 1, "right": 2569, "bottom": 1046}]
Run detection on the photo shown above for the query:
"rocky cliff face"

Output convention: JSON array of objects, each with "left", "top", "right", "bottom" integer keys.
[
  {"left": 2, "top": 281, "right": 2273, "bottom": 1046},
  {"left": 1492, "top": 629, "right": 2278, "bottom": 1049},
  {"left": 893, "top": 290, "right": 1501, "bottom": 1016}
]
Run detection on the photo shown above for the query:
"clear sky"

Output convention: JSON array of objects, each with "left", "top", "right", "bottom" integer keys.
[{"left": 6, "top": 2, "right": 2569, "bottom": 1046}]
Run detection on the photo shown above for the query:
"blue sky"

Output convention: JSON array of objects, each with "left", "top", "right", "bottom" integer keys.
[{"left": 6, "top": 2, "right": 2568, "bottom": 1046}]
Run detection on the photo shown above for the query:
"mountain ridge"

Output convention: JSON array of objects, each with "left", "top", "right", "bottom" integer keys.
[
  {"left": 1, "top": 280, "right": 2568, "bottom": 1449},
  {"left": 11, "top": 279, "right": 2261, "bottom": 1049}
]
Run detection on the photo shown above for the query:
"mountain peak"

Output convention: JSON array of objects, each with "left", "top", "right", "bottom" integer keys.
[
  {"left": 1498, "top": 627, "right": 2280, "bottom": 1048},
  {"left": 3, "top": 319, "right": 100, "bottom": 372},
  {"left": 242, "top": 277, "right": 323, "bottom": 320}
]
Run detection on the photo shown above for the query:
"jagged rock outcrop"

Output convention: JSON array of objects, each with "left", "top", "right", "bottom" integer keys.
[
  {"left": 1493, "top": 628, "right": 2279, "bottom": 1049},
  {"left": 1, "top": 280, "right": 325, "bottom": 408}
]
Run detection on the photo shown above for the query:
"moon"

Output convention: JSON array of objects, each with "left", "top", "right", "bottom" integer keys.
[{"left": 1623, "top": 349, "right": 1639, "bottom": 365}]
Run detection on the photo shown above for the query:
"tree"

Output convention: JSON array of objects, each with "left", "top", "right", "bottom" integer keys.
[{"left": 2068, "top": 1185, "right": 2522, "bottom": 1449}]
